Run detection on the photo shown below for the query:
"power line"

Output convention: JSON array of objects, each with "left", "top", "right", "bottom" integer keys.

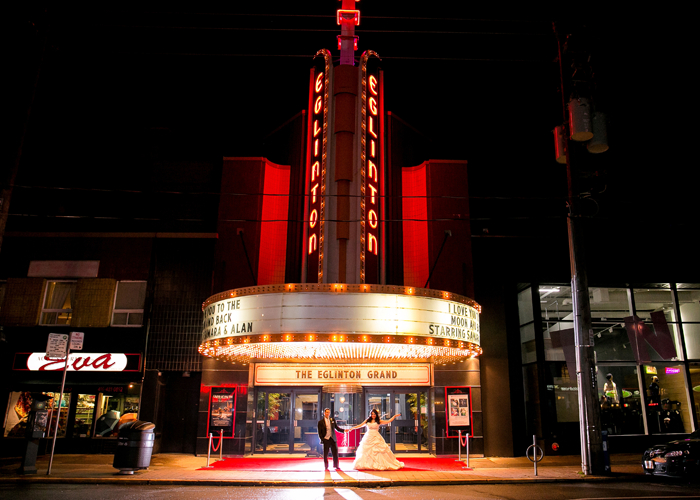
[{"left": 12, "top": 184, "right": 565, "bottom": 202}]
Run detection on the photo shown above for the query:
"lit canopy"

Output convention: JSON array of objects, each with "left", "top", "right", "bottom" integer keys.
[{"left": 199, "top": 283, "right": 482, "bottom": 364}]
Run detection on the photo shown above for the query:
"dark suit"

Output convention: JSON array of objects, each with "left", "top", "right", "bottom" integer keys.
[{"left": 317, "top": 416, "right": 343, "bottom": 469}]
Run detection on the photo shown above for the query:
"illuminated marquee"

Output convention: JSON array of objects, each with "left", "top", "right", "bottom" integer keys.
[
  {"left": 361, "top": 51, "right": 382, "bottom": 284},
  {"left": 199, "top": 283, "right": 482, "bottom": 364},
  {"left": 305, "top": 49, "right": 331, "bottom": 283}
]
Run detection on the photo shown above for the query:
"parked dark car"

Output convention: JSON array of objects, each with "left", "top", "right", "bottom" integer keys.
[{"left": 642, "top": 429, "right": 700, "bottom": 478}]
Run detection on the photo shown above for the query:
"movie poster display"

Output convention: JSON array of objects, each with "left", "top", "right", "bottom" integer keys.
[
  {"left": 208, "top": 387, "right": 236, "bottom": 438},
  {"left": 448, "top": 394, "right": 470, "bottom": 426},
  {"left": 445, "top": 386, "right": 472, "bottom": 437}
]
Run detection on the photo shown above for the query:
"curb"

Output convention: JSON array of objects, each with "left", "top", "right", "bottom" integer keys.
[{"left": 0, "top": 474, "right": 641, "bottom": 487}]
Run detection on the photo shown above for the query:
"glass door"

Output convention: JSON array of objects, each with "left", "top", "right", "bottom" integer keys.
[
  {"left": 366, "top": 392, "right": 391, "bottom": 445},
  {"left": 255, "top": 388, "right": 320, "bottom": 453},
  {"left": 293, "top": 390, "right": 320, "bottom": 453},
  {"left": 256, "top": 390, "right": 291, "bottom": 453},
  {"left": 365, "top": 389, "right": 429, "bottom": 453}
]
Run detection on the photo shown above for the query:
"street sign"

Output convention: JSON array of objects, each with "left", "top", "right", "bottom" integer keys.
[
  {"left": 46, "top": 333, "right": 69, "bottom": 358},
  {"left": 70, "top": 332, "right": 84, "bottom": 351}
]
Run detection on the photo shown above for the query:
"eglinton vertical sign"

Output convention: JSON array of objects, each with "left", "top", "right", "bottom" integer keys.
[
  {"left": 305, "top": 50, "right": 331, "bottom": 283},
  {"left": 361, "top": 51, "right": 382, "bottom": 284}
]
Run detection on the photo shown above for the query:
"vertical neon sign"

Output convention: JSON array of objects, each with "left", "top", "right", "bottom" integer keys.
[
  {"left": 361, "top": 51, "right": 382, "bottom": 284},
  {"left": 305, "top": 49, "right": 330, "bottom": 283}
]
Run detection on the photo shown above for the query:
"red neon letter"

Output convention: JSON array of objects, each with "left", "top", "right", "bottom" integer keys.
[
  {"left": 311, "top": 183, "right": 319, "bottom": 203},
  {"left": 368, "top": 234, "right": 378, "bottom": 255},
  {"left": 314, "top": 138, "right": 319, "bottom": 156},
  {"left": 368, "top": 209, "right": 378, "bottom": 229},
  {"left": 314, "top": 95, "right": 323, "bottom": 114},
  {"left": 369, "top": 184, "right": 377, "bottom": 204},
  {"left": 368, "top": 160, "right": 378, "bottom": 182},
  {"left": 309, "top": 234, "right": 317, "bottom": 254},
  {"left": 369, "top": 97, "right": 377, "bottom": 115},
  {"left": 370, "top": 139, "right": 375, "bottom": 158},
  {"left": 368, "top": 116, "right": 377, "bottom": 138},
  {"left": 314, "top": 120, "right": 321, "bottom": 137},
  {"left": 315, "top": 72, "right": 324, "bottom": 93},
  {"left": 72, "top": 356, "right": 91, "bottom": 371},
  {"left": 369, "top": 75, "right": 378, "bottom": 95},
  {"left": 309, "top": 209, "right": 318, "bottom": 228},
  {"left": 311, "top": 161, "right": 320, "bottom": 182},
  {"left": 92, "top": 353, "right": 116, "bottom": 370}
]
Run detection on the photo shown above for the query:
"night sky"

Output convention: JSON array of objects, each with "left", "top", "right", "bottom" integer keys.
[{"left": 4, "top": 3, "right": 694, "bottom": 280}]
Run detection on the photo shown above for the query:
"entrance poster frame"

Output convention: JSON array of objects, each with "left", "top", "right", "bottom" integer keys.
[
  {"left": 445, "top": 386, "right": 473, "bottom": 438},
  {"left": 207, "top": 386, "right": 237, "bottom": 438}
]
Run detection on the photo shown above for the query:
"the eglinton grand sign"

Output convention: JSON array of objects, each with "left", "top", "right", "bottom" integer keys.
[
  {"left": 201, "top": 291, "right": 480, "bottom": 344},
  {"left": 255, "top": 363, "right": 431, "bottom": 386}
]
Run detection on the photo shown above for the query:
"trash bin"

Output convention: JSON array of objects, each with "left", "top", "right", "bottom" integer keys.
[{"left": 113, "top": 420, "right": 155, "bottom": 475}]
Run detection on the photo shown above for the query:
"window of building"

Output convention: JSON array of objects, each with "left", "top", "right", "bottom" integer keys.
[
  {"left": 40, "top": 281, "right": 76, "bottom": 325},
  {"left": 111, "top": 281, "right": 147, "bottom": 327},
  {"left": 518, "top": 286, "right": 537, "bottom": 364},
  {"left": 596, "top": 365, "right": 644, "bottom": 435},
  {"left": 689, "top": 363, "right": 700, "bottom": 427},
  {"left": 642, "top": 364, "right": 693, "bottom": 434},
  {"left": 633, "top": 287, "right": 683, "bottom": 361},
  {"left": 677, "top": 286, "right": 700, "bottom": 360},
  {"left": 94, "top": 384, "right": 141, "bottom": 437}
]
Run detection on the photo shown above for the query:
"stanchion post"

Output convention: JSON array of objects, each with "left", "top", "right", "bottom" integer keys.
[
  {"left": 207, "top": 433, "right": 212, "bottom": 467},
  {"left": 219, "top": 429, "right": 223, "bottom": 460},
  {"left": 457, "top": 430, "right": 461, "bottom": 462},
  {"left": 466, "top": 433, "right": 470, "bottom": 469}
]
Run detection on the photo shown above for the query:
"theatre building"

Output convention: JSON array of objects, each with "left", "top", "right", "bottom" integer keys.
[
  {"left": 196, "top": 40, "right": 489, "bottom": 456},
  {"left": 4, "top": 5, "right": 697, "bottom": 460}
]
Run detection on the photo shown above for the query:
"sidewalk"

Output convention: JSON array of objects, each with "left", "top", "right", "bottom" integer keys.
[{"left": 0, "top": 453, "right": 645, "bottom": 487}]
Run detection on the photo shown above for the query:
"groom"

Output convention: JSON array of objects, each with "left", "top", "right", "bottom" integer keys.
[{"left": 317, "top": 407, "right": 343, "bottom": 470}]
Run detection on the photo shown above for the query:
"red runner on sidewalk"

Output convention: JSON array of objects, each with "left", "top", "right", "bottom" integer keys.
[{"left": 199, "top": 457, "right": 469, "bottom": 472}]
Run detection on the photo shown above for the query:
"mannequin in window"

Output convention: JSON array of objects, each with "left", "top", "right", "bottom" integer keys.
[
  {"left": 649, "top": 376, "right": 660, "bottom": 405},
  {"left": 603, "top": 373, "right": 619, "bottom": 404}
]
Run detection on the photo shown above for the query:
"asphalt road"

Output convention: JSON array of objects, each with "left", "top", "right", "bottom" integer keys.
[{"left": 2, "top": 482, "right": 699, "bottom": 500}]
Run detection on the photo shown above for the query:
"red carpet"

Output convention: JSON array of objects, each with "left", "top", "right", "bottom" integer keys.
[{"left": 199, "top": 457, "right": 468, "bottom": 472}]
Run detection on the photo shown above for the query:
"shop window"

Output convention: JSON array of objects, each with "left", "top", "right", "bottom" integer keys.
[
  {"left": 677, "top": 287, "right": 700, "bottom": 359},
  {"left": 3, "top": 391, "right": 70, "bottom": 438},
  {"left": 3, "top": 391, "right": 33, "bottom": 437},
  {"left": 94, "top": 385, "right": 140, "bottom": 437},
  {"left": 539, "top": 286, "right": 573, "bottom": 322},
  {"left": 642, "top": 364, "right": 692, "bottom": 434},
  {"left": 589, "top": 287, "right": 631, "bottom": 322},
  {"left": 519, "top": 287, "right": 537, "bottom": 364},
  {"left": 596, "top": 365, "right": 644, "bottom": 435},
  {"left": 73, "top": 394, "right": 96, "bottom": 438},
  {"left": 111, "top": 281, "right": 147, "bottom": 327},
  {"left": 683, "top": 323, "right": 700, "bottom": 360},
  {"left": 631, "top": 288, "right": 683, "bottom": 361},
  {"left": 517, "top": 286, "right": 534, "bottom": 325},
  {"left": 546, "top": 362, "right": 579, "bottom": 423},
  {"left": 40, "top": 281, "right": 76, "bottom": 325},
  {"left": 520, "top": 323, "right": 536, "bottom": 364},
  {"left": 45, "top": 392, "right": 71, "bottom": 438},
  {"left": 689, "top": 363, "right": 700, "bottom": 427}
]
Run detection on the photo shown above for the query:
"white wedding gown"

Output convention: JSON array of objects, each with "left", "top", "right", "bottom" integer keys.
[{"left": 351, "top": 422, "right": 405, "bottom": 470}]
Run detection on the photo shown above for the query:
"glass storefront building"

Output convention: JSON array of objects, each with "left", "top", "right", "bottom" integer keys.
[{"left": 518, "top": 282, "right": 700, "bottom": 452}]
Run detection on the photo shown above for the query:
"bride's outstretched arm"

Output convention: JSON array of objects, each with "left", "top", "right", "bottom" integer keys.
[
  {"left": 345, "top": 421, "right": 366, "bottom": 432},
  {"left": 384, "top": 413, "right": 401, "bottom": 424}
]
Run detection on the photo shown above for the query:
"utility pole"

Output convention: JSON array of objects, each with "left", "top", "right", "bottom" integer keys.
[{"left": 554, "top": 23, "right": 606, "bottom": 476}]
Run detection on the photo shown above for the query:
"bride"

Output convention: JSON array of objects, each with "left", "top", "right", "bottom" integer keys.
[{"left": 344, "top": 409, "right": 404, "bottom": 470}]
